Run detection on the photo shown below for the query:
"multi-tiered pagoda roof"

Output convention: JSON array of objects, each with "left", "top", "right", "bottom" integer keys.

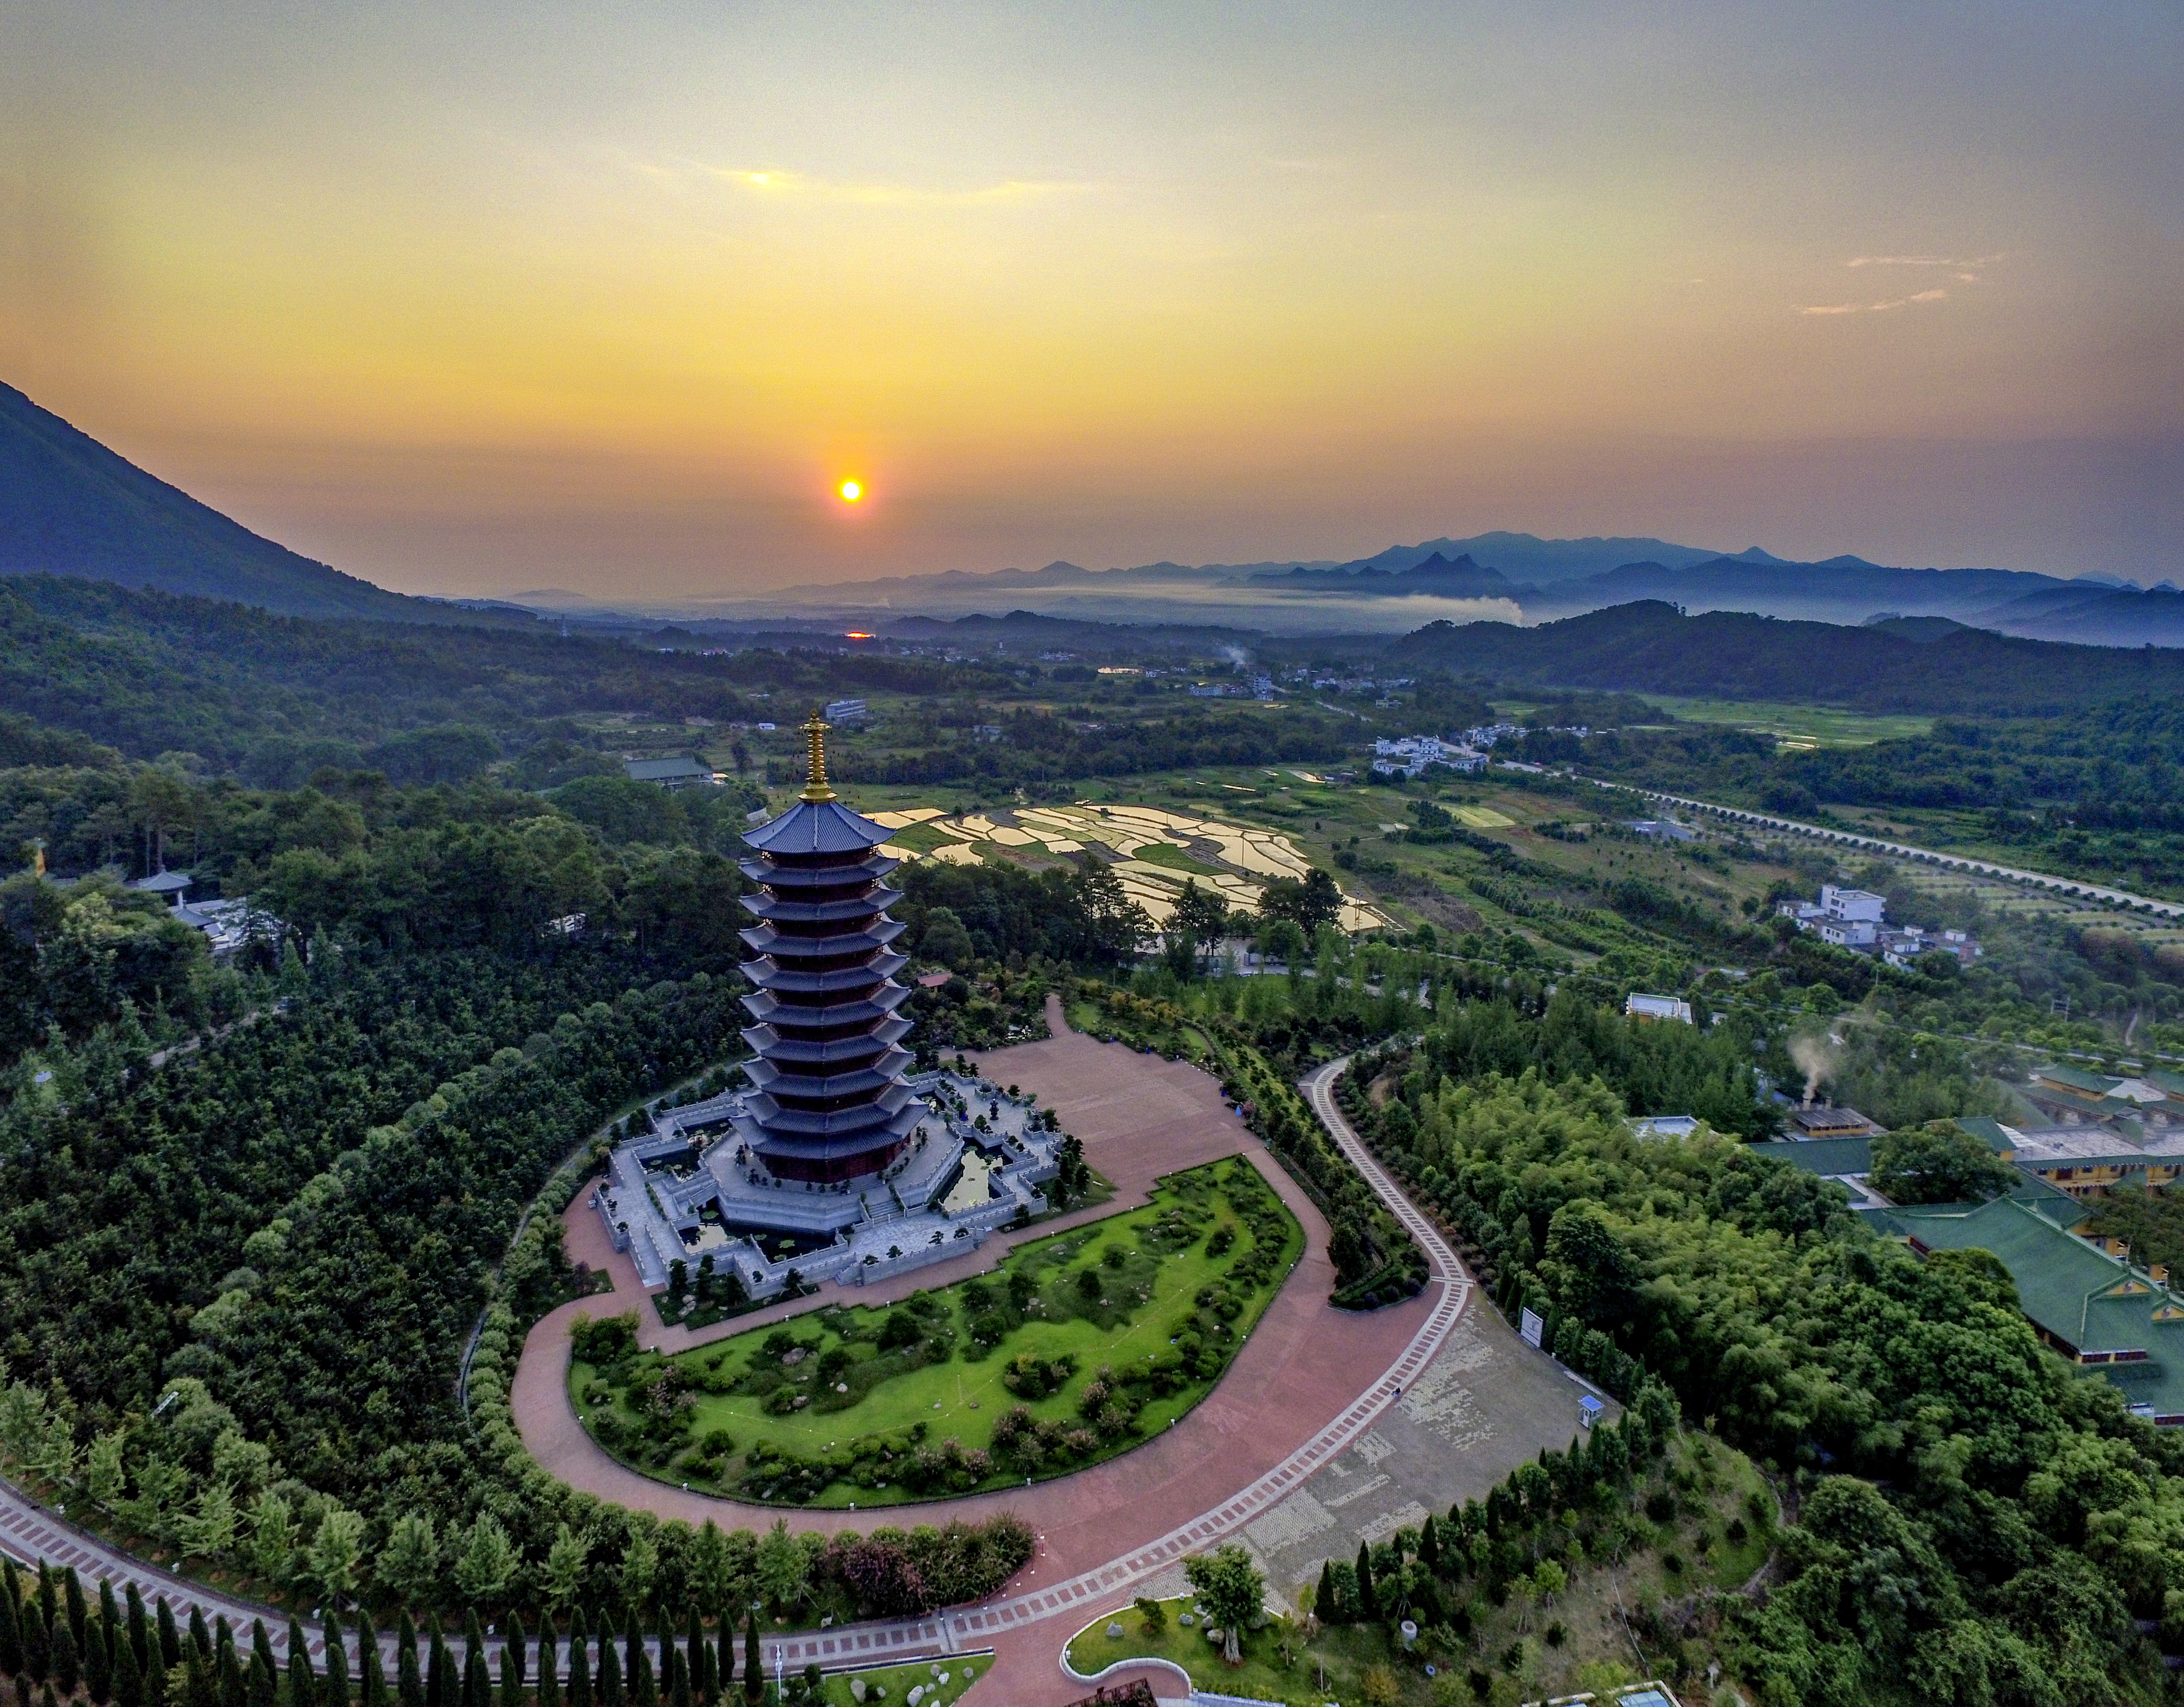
[{"left": 731, "top": 715, "right": 921, "bottom": 1184}]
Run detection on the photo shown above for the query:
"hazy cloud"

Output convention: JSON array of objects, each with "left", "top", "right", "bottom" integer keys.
[
  {"left": 1800, "top": 287, "right": 1950, "bottom": 316},
  {"left": 1849, "top": 253, "right": 2003, "bottom": 268}
]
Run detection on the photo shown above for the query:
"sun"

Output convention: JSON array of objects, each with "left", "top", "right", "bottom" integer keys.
[{"left": 838, "top": 479, "right": 863, "bottom": 503}]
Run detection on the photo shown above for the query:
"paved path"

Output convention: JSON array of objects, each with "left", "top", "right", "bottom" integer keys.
[{"left": 0, "top": 1018, "right": 1482, "bottom": 1707}]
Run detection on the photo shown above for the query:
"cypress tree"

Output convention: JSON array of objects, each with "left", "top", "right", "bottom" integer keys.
[
  {"left": 617, "top": 1626, "right": 638, "bottom": 1707},
  {"left": 666, "top": 1650, "right": 688, "bottom": 1707},
  {"left": 679, "top": 1614, "right": 700, "bottom": 1707},
  {"left": 563, "top": 1615, "right": 588, "bottom": 1707},
  {"left": 186, "top": 1614, "right": 210, "bottom": 1671},
  {"left": 0, "top": 1576, "right": 23, "bottom": 1677},
  {"left": 1419, "top": 1513, "right": 1441, "bottom": 1576},
  {"left": 1314, "top": 1559, "right": 1340, "bottom": 1626},
  {"left": 62, "top": 1573, "right": 86, "bottom": 1657},
  {"left": 158, "top": 1605, "right": 181, "bottom": 1674},
  {"left": 423, "top": 1623, "right": 448, "bottom": 1707},
  {"left": 219, "top": 1640, "right": 246, "bottom": 1707},
  {"left": 504, "top": 1618, "right": 525, "bottom": 1694},
  {"left": 738, "top": 1617, "right": 759, "bottom": 1707},
  {"left": 99, "top": 1585, "right": 119, "bottom": 1650},
  {"left": 40, "top": 1681, "right": 57, "bottom": 1707},
  {"left": 355, "top": 1616, "right": 385, "bottom": 1707},
  {"left": 462, "top": 1648, "right": 487, "bottom": 1707},
  {"left": 285, "top": 1618, "right": 314, "bottom": 1707},
  {"left": 393, "top": 1615, "right": 420, "bottom": 1707},
  {"left": 322, "top": 1616, "right": 350, "bottom": 1707},
  {"left": 495, "top": 1650, "right": 519, "bottom": 1707},
  {"left": 593, "top": 1637, "right": 620, "bottom": 1707},
  {"left": 125, "top": 1591, "right": 149, "bottom": 1679},
  {"left": 626, "top": 1642, "right": 653, "bottom": 1707},
  {"left": 710, "top": 1620, "right": 730, "bottom": 1707},
  {"left": 35, "top": 1571, "right": 55, "bottom": 1653},
  {"left": 21, "top": 1597, "right": 47, "bottom": 1683},
  {"left": 1354, "top": 1541, "right": 1377, "bottom": 1623},
  {"left": 49, "top": 1624, "right": 77, "bottom": 1699},
  {"left": 533, "top": 1621, "right": 559, "bottom": 1707},
  {"left": 87, "top": 1613, "right": 113, "bottom": 1704},
  {"left": 247, "top": 1654, "right": 278, "bottom": 1707},
  {"left": 459, "top": 1621, "right": 483, "bottom": 1705},
  {"left": 113, "top": 1627, "right": 144, "bottom": 1707},
  {"left": 142, "top": 1645, "right": 165, "bottom": 1707},
  {"left": 249, "top": 1630, "right": 276, "bottom": 1693},
  {"left": 16, "top": 1676, "right": 30, "bottom": 1707}
]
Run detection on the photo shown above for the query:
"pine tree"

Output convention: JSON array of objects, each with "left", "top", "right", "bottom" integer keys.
[
  {"left": 322, "top": 1616, "right": 350, "bottom": 1707},
  {"left": 393, "top": 1614, "right": 420, "bottom": 1707},
  {"left": 285, "top": 1618, "right": 315, "bottom": 1707},
  {"left": 86, "top": 1613, "right": 113, "bottom": 1704},
  {"left": 1354, "top": 1541, "right": 1377, "bottom": 1623},
  {"left": 51, "top": 1619, "right": 79, "bottom": 1697},
  {"left": 738, "top": 1617, "right": 759, "bottom": 1707},
  {"left": 563, "top": 1615, "right": 588, "bottom": 1707}
]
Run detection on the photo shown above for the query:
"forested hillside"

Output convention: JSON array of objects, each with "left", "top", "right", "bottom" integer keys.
[
  {"left": 0, "top": 382, "right": 459, "bottom": 621},
  {"left": 1349, "top": 1056, "right": 2184, "bottom": 1702},
  {"left": 1388, "top": 601, "right": 2184, "bottom": 713}
]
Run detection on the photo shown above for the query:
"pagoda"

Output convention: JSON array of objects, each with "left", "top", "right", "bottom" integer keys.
[{"left": 730, "top": 714, "right": 921, "bottom": 1184}]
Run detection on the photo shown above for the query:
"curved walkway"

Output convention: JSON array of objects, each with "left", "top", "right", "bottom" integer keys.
[{"left": 0, "top": 1025, "right": 1478, "bottom": 1707}]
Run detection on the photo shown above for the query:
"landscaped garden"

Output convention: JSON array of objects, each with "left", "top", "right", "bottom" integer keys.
[
  {"left": 568, "top": 1155, "right": 1302, "bottom": 1506},
  {"left": 1062, "top": 1393, "right": 1776, "bottom": 1707}
]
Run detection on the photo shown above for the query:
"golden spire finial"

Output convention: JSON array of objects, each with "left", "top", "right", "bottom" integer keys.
[{"left": 799, "top": 709, "right": 836, "bottom": 803}]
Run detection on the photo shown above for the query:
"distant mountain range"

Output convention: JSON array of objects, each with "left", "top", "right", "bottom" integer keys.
[
  {"left": 0, "top": 382, "right": 517, "bottom": 624},
  {"left": 3, "top": 381, "right": 2174, "bottom": 650},
  {"left": 1384, "top": 600, "right": 2184, "bottom": 714},
  {"left": 691, "top": 534, "right": 2182, "bottom": 646}
]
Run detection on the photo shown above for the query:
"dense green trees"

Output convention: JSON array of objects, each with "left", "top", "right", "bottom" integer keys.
[{"left": 1356, "top": 1065, "right": 2184, "bottom": 1703}]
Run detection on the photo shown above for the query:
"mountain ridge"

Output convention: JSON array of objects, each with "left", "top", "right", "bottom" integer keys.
[{"left": 0, "top": 381, "right": 519, "bottom": 624}]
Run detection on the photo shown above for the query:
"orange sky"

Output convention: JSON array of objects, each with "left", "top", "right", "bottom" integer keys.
[{"left": 4, "top": 3, "right": 2178, "bottom": 596}]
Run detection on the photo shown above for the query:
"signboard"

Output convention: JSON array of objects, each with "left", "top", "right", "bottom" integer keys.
[{"left": 1519, "top": 1307, "right": 1545, "bottom": 1348}]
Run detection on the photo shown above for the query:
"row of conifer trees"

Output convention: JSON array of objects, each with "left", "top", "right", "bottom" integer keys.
[{"left": 0, "top": 1561, "right": 807, "bottom": 1707}]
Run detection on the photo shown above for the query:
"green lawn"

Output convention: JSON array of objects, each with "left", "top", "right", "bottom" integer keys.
[
  {"left": 1128, "top": 841, "right": 1226, "bottom": 877},
  {"left": 1639, "top": 695, "right": 1932, "bottom": 748},
  {"left": 571, "top": 1158, "right": 1301, "bottom": 1507},
  {"left": 812, "top": 1657, "right": 981, "bottom": 1706}
]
